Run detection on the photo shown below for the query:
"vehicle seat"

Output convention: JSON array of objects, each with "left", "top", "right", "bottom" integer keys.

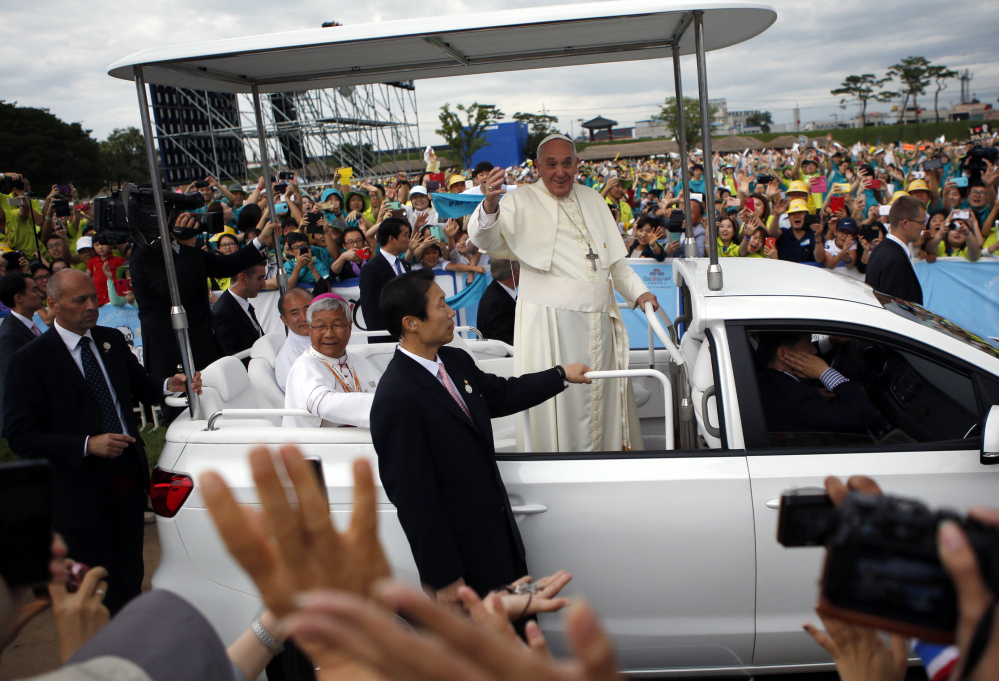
[
  {"left": 352, "top": 344, "right": 399, "bottom": 374},
  {"left": 200, "top": 356, "right": 277, "bottom": 425},
  {"left": 689, "top": 341, "right": 721, "bottom": 448},
  {"left": 248, "top": 332, "right": 287, "bottom": 409}
]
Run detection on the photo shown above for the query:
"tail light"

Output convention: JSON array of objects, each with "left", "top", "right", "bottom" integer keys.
[{"left": 150, "top": 467, "right": 193, "bottom": 518}]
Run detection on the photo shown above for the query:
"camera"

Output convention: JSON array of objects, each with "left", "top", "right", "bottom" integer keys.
[
  {"left": 278, "top": 171, "right": 295, "bottom": 180},
  {"left": 756, "top": 174, "right": 776, "bottom": 186},
  {"left": 668, "top": 210, "right": 685, "bottom": 232},
  {"left": 92, "top": 184, "right": 208, "bottom": 248},
  {"left": 193, "top": 180, "right": 210, "bottom": 189},
  {"left": 778, "top": 489, "right": 999, "bottom": 643},
  {"left": 53, "top": 199, "right": 71, "bottom": 217}
]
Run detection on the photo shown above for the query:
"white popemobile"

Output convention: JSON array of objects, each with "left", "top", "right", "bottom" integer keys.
[{"left": 106, "top": 2, "right": 999, "bottom": 678}]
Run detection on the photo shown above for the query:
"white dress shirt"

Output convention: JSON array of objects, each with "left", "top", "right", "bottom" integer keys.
[
  {"left": 398, "top": 346, "right": 470, "bottom": 412},
  {"left": 380, "top": 248, "right": 405, "bottom": 275},
  {"left": 499, "top": 281, "right": 518, "bottom": 300},
  {"left": 9, "top": 310, "right": 39, "bottom": 335},
  {"left": 886, "top": 233, "right": 917, "bottom": 264},
  {"left": 228, "top": 290, "right": 263, "bottom": 334}
]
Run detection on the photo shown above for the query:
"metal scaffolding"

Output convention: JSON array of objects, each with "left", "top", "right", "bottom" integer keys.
[{"left": 145, "top": 81, "right": 421, "bottom": 187}]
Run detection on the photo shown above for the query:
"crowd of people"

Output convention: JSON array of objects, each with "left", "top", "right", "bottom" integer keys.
[{"left": 1, "top": 129, "right": 998, "bottom": 681}]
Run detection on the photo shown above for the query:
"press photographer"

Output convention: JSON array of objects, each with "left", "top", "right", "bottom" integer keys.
[{"left": 96, "top": 185, "right": 276, "bottom": 379}]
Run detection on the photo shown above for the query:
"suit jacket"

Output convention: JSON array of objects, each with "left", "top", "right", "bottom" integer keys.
[
  {"left": 476, "top": 280, "right": 516, "bottom": 346},
  {"left": 0, "top": 314, "right": 37, "bottom": 435},
  {"left": 130, "top": 241, "right": 265, "bottom": 377},
  {"left": 358, "top": 252, "right": 408, "bottom": 338},
  {"left": 370, "top": 346, "right": 564, "bottom": 594},
  {"left": 212, "top": 290, "right": 262, "bottom": 360},
  {"left": 3, "top": 326, "right": 165, "bottom": 528},
  {"left": 865, "top": 238, "right": 922, "bottom": 305},
  {"left": 757, "top": 368, "right": 876, "bottom": 436}
]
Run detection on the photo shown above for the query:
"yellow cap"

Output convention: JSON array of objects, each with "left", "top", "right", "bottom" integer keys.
[
  {"left": 209, "top": 226, "right": 236, "bottom": 242},
  {"left": 447, "top": 175, "right": 466, "bottom": 189},
  {"left": 907, "top": 179, "right": 930, "bottom": 193},
  {"left": 890, "top": 190, "right": 910, "bottom": 204},
  {"left": 787, "top": 180, "right": 809, "bottom": 195},
  {"left": 788, "top": 199, "right": 810, "bottom": 214}
]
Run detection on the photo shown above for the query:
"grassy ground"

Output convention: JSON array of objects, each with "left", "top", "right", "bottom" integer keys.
[{"left": 0, "top": 427, "right": 167, "bottom": 472}]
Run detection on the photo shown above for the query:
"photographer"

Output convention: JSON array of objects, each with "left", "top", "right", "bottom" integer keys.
[
  {"left": 283, "top": 232, "right": 330, "bottom": 288},
  {"left": 130, "top": 212, "right": 275, "bottom": 380}
]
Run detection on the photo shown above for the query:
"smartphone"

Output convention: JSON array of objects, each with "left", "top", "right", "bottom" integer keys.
[
  {"left": 744, "top": 197, "right": 756, "bottom": 212},
  {"left": 953, "top": 177, "right": 969, "bottom": 188},
  {"left": 275, "top": 202, "right": 290, "bottom": 215},
  {"left": 316, "top": 201, "right": 337, "bottom": 212},
  {"left": 0, "top": 461, "right": 53, "bottom": 590},
  {"left": 861, "top": 225, "right": 882, "bottom": 243},
  {"left": 430, "top": 225, "right": 448, "bottom": 243},
  {"left": 923, "top": 158, "right": 944, "bottom": 171},
  {"left": 829, "top": 196, "right": 845, "bottom": 213},
  {"left": 278, "top": 171, "right": 294, "bottom": 180},
  {"left": 390, "top": 209, "right": 407, "bottom": 219},
  {"left": 114, "top": 278, "right": 133, "bottom": 296},
  {"left": 386, "top": 201, "right": 402, "bottom": 210},
  {"left": 953, "top": 210, "right": 970, "bottom": 220},
  {"left": 273, "top": 183, "right": 289, "bottom": 194},
  {"left": 869, "top": 179, "right": 883, "bottom": 191},
  {"left": 2, "top": 251, "right": 24, "bottom": 269},
  {"left": 75, "top": 202, "right": 91, "bottom": 212},
  {"left": 832, "top": 183, "right": 852, "bottom": 194},
  {"left": 357, "top": 247, "right": 372, "bottom": 260},
  {"left": 910, "top": 171, "right": 926, "bottom": 180},
  {"left": 305, "top": 458, "right": 328, "bottom": 505},
  {"left": 338, "top": 167, "right": 354, "bottom": 185},
  {"left": 765, "top": 237, "right": 776, "bottom": 250},
  {"left": 56, "top": 184, "right": 73, "bottom": 195},
  {"left": 756, "top": 174, "right": 776, "bottom": 186},
  {"left": 878, "top": 204, "right": 892, "bottom": 217},
  {"left": 66, "top": 561, "right": 90, "bottom": 594},
  {"left": 53, "top": 199, "right": 71, "bottom": 217},
  {"left": 426, "top": 181, "right": 442, "bottom": 193},
  {"left": 808, "top": 176, "right": 828, "bottom": 193}
]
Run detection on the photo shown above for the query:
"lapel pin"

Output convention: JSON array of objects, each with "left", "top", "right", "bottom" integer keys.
[
  {"left": 368, "top": 381, "right": 376, "bottom": 388},
  {"left": 102, "top": 342, "right": 111, "bottom": 352}
]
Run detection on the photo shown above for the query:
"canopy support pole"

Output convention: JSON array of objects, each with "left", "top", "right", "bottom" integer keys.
[
  {"left": 251, "top": 85, "right": 288, "bottom": 293},
  {"left": 671, "top": 39, "right": 694, "bottom": 258},
  {"left": 693, "top": 10, "right": 722, "bottom": 291},
  {"left": 132, "top": 66, "right": 203, "bottom": 420}
]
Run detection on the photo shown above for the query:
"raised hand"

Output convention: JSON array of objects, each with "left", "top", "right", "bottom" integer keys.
[{"left": 481, "top": 166, "right": 508, "bottom": 215}]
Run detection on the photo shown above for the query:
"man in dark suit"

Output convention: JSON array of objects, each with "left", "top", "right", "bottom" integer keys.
[
  {"left": 3, "top": 270, "right": 201, "bottom": 614},
  {"left": 212, "top": 262, "right": 266, "bottom": 362},
  {"left": 131, "top": 214, "right": 274, "bottom": 378},
  {"left": 865, "top": 195, "right": 926, "bottom": 305},
  {"left": 0, "top": 272, "right": 44, "bottom": 435},
  {"left": 370, "top": 269, "right": 590, "bottom": 607},
  {"left": 476, "top": 258, "right": 519, "bottom": 345},
  {"left": 358, "top": 217, "right": 410, "bottom": 343},
  {"left": 756, "top": 331, "right": 876, "bottom": 435}
]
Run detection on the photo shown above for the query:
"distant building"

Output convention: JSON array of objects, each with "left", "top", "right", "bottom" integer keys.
[
  {"left": 950, "top": 100, "right": 995, "bottom": 121},
  {"left": 634, "top": 120, "right": 670, "bottom": 139},
  {"left": 591, "top": 127, "right": 634, "bottom": 142},
  {"left": 468, "top": 121, "right": 529, "bottom": 169}
]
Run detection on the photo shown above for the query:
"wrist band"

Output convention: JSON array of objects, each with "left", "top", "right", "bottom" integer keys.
[
  {"left": 251, "top": 617, "right": 285, "bottom": 656},
  {"left": 555, "top": 365, "right": 566, "bottom": 381}
]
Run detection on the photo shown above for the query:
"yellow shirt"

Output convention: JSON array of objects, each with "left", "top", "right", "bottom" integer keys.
[
  {"left": 606, "top": 196, "right": 635, "bottom": 230},
  {"left": 936, "top": 241, "right": 976, "bottom": 260},
  {"left": 717, "top": 238, "right": 741, "bottom": 257}
]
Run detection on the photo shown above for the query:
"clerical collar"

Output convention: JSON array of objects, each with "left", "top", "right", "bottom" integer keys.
[{"left": 308, "top": 345, "right": 348, "bottom": 364}]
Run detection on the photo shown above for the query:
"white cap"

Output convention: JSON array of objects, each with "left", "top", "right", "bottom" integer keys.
[
  {"left": 410, "top": 185, "right": 429, "bottom": 196},
  {"left": 76, "top": 236, "right": 93, "bottom": 250},
  {"left": 536, "top": 133, "right": 576, "bottom": 156}
]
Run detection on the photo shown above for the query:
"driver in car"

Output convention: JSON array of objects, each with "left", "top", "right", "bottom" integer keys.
[{"left": 756, "top": 332, "right": 877, "bottom": 434}]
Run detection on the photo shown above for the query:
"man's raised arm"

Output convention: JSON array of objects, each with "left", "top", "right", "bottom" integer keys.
[{"left": 467, "top": 167, "right": 516, "bottom": 259}]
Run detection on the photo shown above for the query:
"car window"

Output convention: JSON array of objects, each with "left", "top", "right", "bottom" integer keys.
[{"left": 745, "top": 328, "right": 981, "bottom": 449}]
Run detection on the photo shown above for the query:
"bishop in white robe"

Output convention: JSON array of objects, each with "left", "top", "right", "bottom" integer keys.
[
  {"left": 468, "top": 134, "right": 658, "bottom": 452},
  {"left": 283, "top": 297, "right": 382, "bottom": 429}
]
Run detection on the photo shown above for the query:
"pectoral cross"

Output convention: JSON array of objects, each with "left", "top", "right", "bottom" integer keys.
[{"left": 585, "top": 249, "right": 599, "bottom": 272}]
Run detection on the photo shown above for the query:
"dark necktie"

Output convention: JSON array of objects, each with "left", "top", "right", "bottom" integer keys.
[
  {"left": 247, "top": 303, "right": 263, "bottom": 336},
  {"left": 79, "top": 337, "right": 123, "bottom": 434},
  {"left": 394, "top": 259, "right": 404, "bottom": 276}
]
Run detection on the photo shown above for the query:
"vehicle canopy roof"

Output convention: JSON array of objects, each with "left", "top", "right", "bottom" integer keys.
[{"left": 108, "top": 1, "right": 776, "bottom": 93}]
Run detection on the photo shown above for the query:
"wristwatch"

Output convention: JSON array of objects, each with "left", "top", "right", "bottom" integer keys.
[
  {"left": 555, "top": 365, "right": 566, "bottom": 380},
  {"left": 251, "top": 616, "right": 285, "bottom": 656}
]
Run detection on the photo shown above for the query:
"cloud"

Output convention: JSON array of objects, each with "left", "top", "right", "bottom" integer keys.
[{"left": 2, "top": 0, "right": 996, "bottom": 146}]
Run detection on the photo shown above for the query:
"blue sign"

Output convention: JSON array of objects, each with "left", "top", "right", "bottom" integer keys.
[
  {"left": 618, "top": 259, "right": 679, "bottom": 349},
  {"left": 915, "top": 260, "right": 999, "bottom": 342},
  {"left": 468, "top": 121, "right": 529, "bottom": 170}
]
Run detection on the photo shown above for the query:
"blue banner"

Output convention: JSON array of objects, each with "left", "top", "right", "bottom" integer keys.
[
  {"left": 34, "top": 304, "right": 144, "bottom": 364},
  {"left": 618, "top": 259, "right": 679, "bottom": 349},
  {"left": 915, "top": 259, "right": 999, "bottom": 342}
]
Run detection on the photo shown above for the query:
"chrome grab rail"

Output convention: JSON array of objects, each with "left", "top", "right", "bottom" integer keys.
[{"left": 206, "top": 408, "right": 312, "bottom": 431}]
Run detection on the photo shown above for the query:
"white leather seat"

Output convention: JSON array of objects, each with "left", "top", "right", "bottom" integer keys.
[
  {"left": 248, "top": 332, "right": 287, "bottom": 409},
  {"left": 200, "top": 356, "right": 277, "bottom": 425},
  {"left": 689, "top": 340, "right": 721, "bottom": 448}
]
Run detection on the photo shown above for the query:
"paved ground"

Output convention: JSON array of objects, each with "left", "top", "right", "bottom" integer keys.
[{"left": 0, "top": 525, "right": 929, "bottom": 680}]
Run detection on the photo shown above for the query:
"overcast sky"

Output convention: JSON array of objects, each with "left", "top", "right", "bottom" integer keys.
[{"left": 3, "top": 0, "right": 998, "bottom": 147}]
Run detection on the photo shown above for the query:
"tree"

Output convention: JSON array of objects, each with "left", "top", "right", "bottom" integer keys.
[
  {"left": 99, "top": 127, "right": 149, "bottom": 189},
  {"left": 512, "top": 112, "right": 560, "bottom": 159},
  {"left": 926, "top": 63, "right": 958, "bottom": 138},
  {"left": 831, "top": 74, "right": 896, "bottom": 144},
  {"left": 0, "top": 100, "right": 103, "bottom": 196},
  {"left": 887, "top": 56, "right": 931, "bottom": 141},
  {"left": 745, "top": 111, "right": 773, "bottom": 133},
  {"left": 435, "top": 103, "right": 505, "bottom": 169},
  {"left": 653, "top": 97, "right": 719, "bottom": 149}
]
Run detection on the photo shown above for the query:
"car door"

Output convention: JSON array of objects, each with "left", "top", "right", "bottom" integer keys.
[
  {"left": 497, "top": 449, "right": 756, "bottom": 672},
  {"left": 727, "top": 319, "right": 999, "bottom": 667}
]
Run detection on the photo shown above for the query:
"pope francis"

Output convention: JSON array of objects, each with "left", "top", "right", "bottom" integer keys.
[{"left": 468, "top": 134, "right": 658, "bottom": 452}]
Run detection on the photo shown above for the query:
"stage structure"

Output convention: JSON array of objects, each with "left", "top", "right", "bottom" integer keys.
[{"left": 145, "top": 81, "right": 421, "bottom": 186}]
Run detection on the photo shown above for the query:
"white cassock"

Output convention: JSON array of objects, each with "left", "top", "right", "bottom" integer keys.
[
  {"left": 283, "top": 347, "right": 382, "bottom": 428},
  {"left": 468, "top": 181, "right": 650, "bottom": 452},
  {"left": 275, "top": 331, "right": 312, "bottom": 393}
]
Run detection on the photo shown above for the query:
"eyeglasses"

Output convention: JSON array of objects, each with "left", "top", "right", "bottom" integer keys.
[
  {"left": 969, "top": 190, "right": 987, "bottom": 197},
  {"left": 344, "top": 239, "right": 365, "bottom": 247},
  {"left": 33, "top": 274, "right": 50, "bottom": 282},
  {"left": 311, "top": 322, "right": 350, "bottom": 332}
]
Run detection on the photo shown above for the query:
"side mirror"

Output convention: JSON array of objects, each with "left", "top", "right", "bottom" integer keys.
[{"left": 983, "top": 405, "right": 999, "bottom": 465}]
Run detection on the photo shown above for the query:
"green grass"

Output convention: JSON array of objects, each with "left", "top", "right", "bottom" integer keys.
[{"left": 0, "top": 426, "right": 168, "bottom": 473}]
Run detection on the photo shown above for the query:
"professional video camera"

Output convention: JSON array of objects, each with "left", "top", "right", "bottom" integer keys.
[
  {"left": 778, "top": 489, "right": 999, "bottom": 643},
  {"left": 962, "top": 145, "right": 999, "bottom": 182},
  {"left": 92, "top": 183, "right": 223, "bottom": 248}
]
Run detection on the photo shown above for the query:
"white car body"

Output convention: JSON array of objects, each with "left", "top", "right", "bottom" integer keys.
[{"left": 152, "top": 258, "right": 999, "bottom": 677}]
